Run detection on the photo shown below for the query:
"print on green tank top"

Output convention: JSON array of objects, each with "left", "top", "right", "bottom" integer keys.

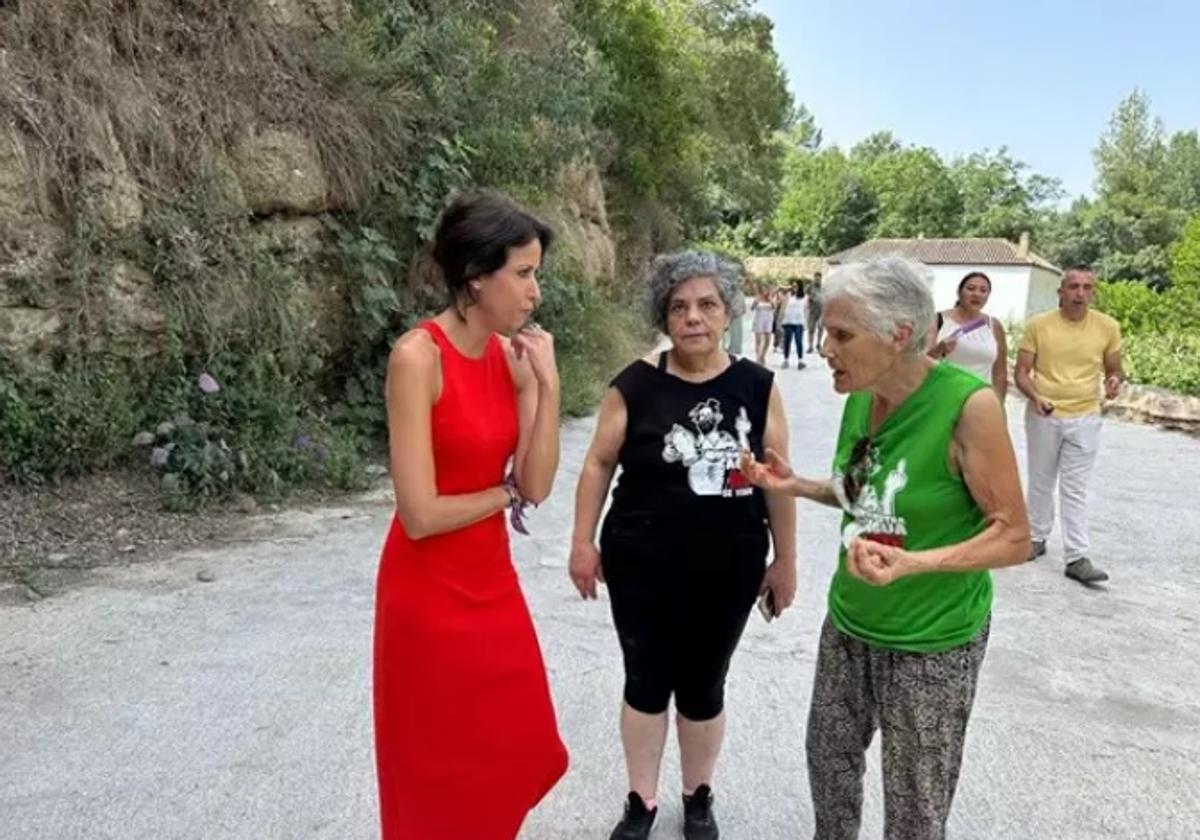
[{"left": 829, "top": 363, "right": 992, "bottom": 652}]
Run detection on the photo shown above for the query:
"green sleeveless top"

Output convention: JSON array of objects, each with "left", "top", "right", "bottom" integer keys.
[{"left": 828, "top": 362, "right": 991, "bottom": 652}]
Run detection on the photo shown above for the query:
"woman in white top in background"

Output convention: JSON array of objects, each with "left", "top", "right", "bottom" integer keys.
[
  {"left": 750, "top": 285, "right": 776, "bottom": 365},
  {"left": 930, "top": 271, "right": 1008, "bottom": 399},
  {"left": 779, "top": 284, "right": 807, "bottom": 369}
]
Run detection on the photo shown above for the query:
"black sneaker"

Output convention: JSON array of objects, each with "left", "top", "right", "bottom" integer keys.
[
  {"left": 610, "top": 792, "right": 657, "bottom": 840},
  {"left": 682, "top": 785, "right": 719, "bottom": 840},
  {"left": 1028, "top": 540, "right": 1046, "bottom": 562},
  {"left": 1065, "top": 557, "right": 1109, "bottom": 584}
]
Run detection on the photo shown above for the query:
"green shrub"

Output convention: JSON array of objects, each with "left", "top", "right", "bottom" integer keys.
[
  {"left": 1096, "top": 281, "right": 1167, "bottom": 334},
  {"left": 535, "top": 260, "right": 650, "bottom": 416},
  {"left": 1124, "top": 332, "right": 1200, "bottom": 396},
  {"left": 141, "top": 358, "right": 371, "bottom": 506},
  {"left": 1095, "top": 220, "right": 1200, "bottom": 395},
  {"left": 0, "top": 362, "right": 139, "bottom": 481}
]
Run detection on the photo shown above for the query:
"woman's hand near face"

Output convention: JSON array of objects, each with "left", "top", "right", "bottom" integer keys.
[{"left": 511, "top": 324, "right": 559, "bottom": 389}]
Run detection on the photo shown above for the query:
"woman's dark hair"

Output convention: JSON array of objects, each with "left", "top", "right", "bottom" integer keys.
[
  {"left": 432, "top": 190, "right": 554, "bottom": 307},
  {"left": 957, "top": 271, "right": 992, "bottom": 295}
]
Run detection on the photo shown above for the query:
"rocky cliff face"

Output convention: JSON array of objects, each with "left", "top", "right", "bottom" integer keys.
[{"left": 0, "top": 0, "right": 620, "bottom": 373}]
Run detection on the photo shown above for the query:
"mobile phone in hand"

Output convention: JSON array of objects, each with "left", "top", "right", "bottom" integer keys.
[{"left": 757, "top": 589, "right": 776, "bottom": 623}]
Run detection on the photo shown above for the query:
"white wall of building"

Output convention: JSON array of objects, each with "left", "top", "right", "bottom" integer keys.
[{"left": 1026, "top": 266, "right": 1062, "bottom": 317}]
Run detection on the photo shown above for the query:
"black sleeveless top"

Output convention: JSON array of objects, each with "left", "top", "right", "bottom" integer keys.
[{"left": 605, "top": 352, "right": 773, "bottom": 538}]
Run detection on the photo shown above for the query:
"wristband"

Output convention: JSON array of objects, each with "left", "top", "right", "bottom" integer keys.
[{"left": 502, "top": 471, "right": 533, "bottom": 535}]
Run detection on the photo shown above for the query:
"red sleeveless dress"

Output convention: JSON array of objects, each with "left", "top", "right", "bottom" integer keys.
[{"left": 373, "top": 321, "right": 568, "bottom": 839}]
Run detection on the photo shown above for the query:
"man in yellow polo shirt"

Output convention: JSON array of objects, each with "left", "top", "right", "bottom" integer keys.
[{"left": 1015, "top": 265, "right": 1123, "bottom": 585}]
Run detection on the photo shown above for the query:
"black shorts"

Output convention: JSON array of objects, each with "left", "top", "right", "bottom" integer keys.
[{"left": 600, "top": 516, "right": 768, "bottom": 721}]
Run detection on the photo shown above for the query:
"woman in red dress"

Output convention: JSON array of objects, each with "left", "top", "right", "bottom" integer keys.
[{"left": 374, "top": 191, "right": 568, "bottom": 839}]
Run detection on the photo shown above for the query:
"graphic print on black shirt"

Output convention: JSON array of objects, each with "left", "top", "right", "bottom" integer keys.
[
  {"left": 661, "top": 397, "right": 754, "bottom": 498},
  {"left": 605, "top": 356, "right": 772, "bottom": 531}
]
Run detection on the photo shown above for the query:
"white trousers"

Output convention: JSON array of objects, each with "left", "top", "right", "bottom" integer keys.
[{"left": 1024, "top": 408, "right": 1102, "bottom": 562}]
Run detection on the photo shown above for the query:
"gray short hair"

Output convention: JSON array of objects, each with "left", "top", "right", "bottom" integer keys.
[
  {"left": 644, "top": 250, "right": 745, "bottom": 332},
  {"left": 822, "top": 257, "right": 935, "bottom": 355}
]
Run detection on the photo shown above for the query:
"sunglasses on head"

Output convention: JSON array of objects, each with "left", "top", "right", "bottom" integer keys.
[{"left": 842, "top": 435, "right": 873, "bottom": 505}]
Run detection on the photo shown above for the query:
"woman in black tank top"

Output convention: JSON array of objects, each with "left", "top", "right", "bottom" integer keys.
[{"left": 569, "top": 251, "right": 797, "bottom": 840}]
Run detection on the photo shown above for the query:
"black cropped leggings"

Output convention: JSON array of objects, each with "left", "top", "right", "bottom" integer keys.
[{"left": 600, "top": 522, "right": 768, "bottom": 721}]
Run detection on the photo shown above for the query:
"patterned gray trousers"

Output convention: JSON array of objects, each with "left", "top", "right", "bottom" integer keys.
[{"left": 807, "top": 615, "right": 990, "bottom": 840}]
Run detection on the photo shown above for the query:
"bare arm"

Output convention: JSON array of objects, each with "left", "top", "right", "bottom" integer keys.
[
  {"left": 1103, "top": 348, "right": 1124, "bottom": 399},
  {"left": 760, "top": 384, "right": 797, "bottom": 611},
  {"left": 1014, "top": 349, "right": 1049, "bottom": 412},
  {"left": 991, "top": 319, "right": 1009, "bottom": 402},
  {"left": 571, "top": 388, "right": 626, "bottom": 548},
  {"left": 790, "top": 476, "right": 840, "bottom": 508},
  {"left": 506, "top": 336, "right": 560, "bottom": 504},
  {"left": 762, "top": 385, "right": 796, "bottom": 562},
  {"left": 928, "top": 388, "right": 1030, "bottom": 569},
  {"left": 386, "top": 333, "right": 509, "bottom": 540},
  {"left": 568, "top": 387, "right": 627, "bottom": 598},
  {"left": 740, "top": 446, "right": 841, "bottom": 509}
]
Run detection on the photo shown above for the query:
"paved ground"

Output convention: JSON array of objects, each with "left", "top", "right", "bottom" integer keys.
[{"left": 3, "top": 333, "right": 1199, "bottom": 839}]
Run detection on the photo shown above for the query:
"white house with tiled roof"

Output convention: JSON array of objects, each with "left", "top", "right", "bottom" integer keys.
[{"left": 827, "top": 234, "right": 1060, "bottom": 324}]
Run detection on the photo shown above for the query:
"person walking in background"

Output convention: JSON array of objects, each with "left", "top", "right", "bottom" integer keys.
[
  {"left": 723, "top": 274, "right": 746, "bottom": 355},
  {"left": 750, "top": 285, "right": 775, "bottom": 365},
  {"left": 772, "top": 284, "right": 788, "bottom": 353},
  {"left": 805, "top": 271, "right": 824, "bottom": 352},
  {"left": 779, "top": 282, "right": 807, "bottom": 369},
  {"left": 569, "top": 251, "right": 796, "bottom": 840},
  {"left": 1015, "top": 265, "right": 1123, "bottom": 585},
  {"left": 374, "top": 191, "right": 568, "bottom": 839},
  {"left": 930, "top": 271, "right": 1009, "bottom": 399},
  {"left": 742, "top": 256, "right": 1030, "bottom": 840}
]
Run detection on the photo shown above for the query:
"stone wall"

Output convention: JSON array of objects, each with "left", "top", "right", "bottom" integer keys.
[
  {"left": 1, "top": 137, "right": 620, "bottom": 376},
  {"left": 0, "top": 1, "right": 622, "bottom": 375},
  {"left": 0, "top": 118, "right": 347, "bottom": 372},
  {"left": 0, "top": 124, "right": 67, "bottom": 367},
  {"left": 1104, "top": 384, "right": 1200, "bottom": 437}
]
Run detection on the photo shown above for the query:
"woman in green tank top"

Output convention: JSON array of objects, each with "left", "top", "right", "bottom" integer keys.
[{"left": 741, "top": 256, "right": 1030, "bottom": 839}]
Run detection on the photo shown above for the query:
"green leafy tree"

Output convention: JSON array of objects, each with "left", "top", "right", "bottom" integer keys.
[
  {"left": 1094, "top": 89, "right": 1167, "bottom": 200},
  {"left": 1165, "top": 131, "right": 1200, "bottom": 214},
  {"left": 951, "top": 148, "right": 1062, "bottom": 240},
  {"left": 773, "top": 147, "right": 876, "bottom": 254},
  {"left": 849, "top": 131, "right": 901, "bottom": 166},
  {"left": 1168, "top": 216, "right": 1200, "bottom": 328},
  {"left": 860, "top": 146, "right": 962, "bottom": 238},
  {"left": 576, "top": 0, "right": 791, "bottom": 237},
  {"left": 785, "top": 104, "right": 823, "bottom": 151},
  {"left": 1044, "top": 91, "right": 1186, "bottom": 288},
  {"left": 683, "top": 0, "right": 794, "bottom": 230}
]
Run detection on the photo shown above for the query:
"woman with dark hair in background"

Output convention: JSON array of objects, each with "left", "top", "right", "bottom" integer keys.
[
  {"left": 930, "top": 271, "right": 1009, "bottom": 399},
  {"left": 374, "top": 191, "right": 568, "bottom": 839},
  {"left": 779, "top": 281, "right": 807, "bottom": 369}
]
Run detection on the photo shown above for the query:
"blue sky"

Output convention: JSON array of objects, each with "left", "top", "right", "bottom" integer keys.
[{"left": 756, "top": 0, "right": 1200, "bottom": 202}]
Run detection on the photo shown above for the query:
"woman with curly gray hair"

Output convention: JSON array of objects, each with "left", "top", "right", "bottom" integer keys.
[{"left": 569, "top": 250, "right": 797, "bottom": 840}]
